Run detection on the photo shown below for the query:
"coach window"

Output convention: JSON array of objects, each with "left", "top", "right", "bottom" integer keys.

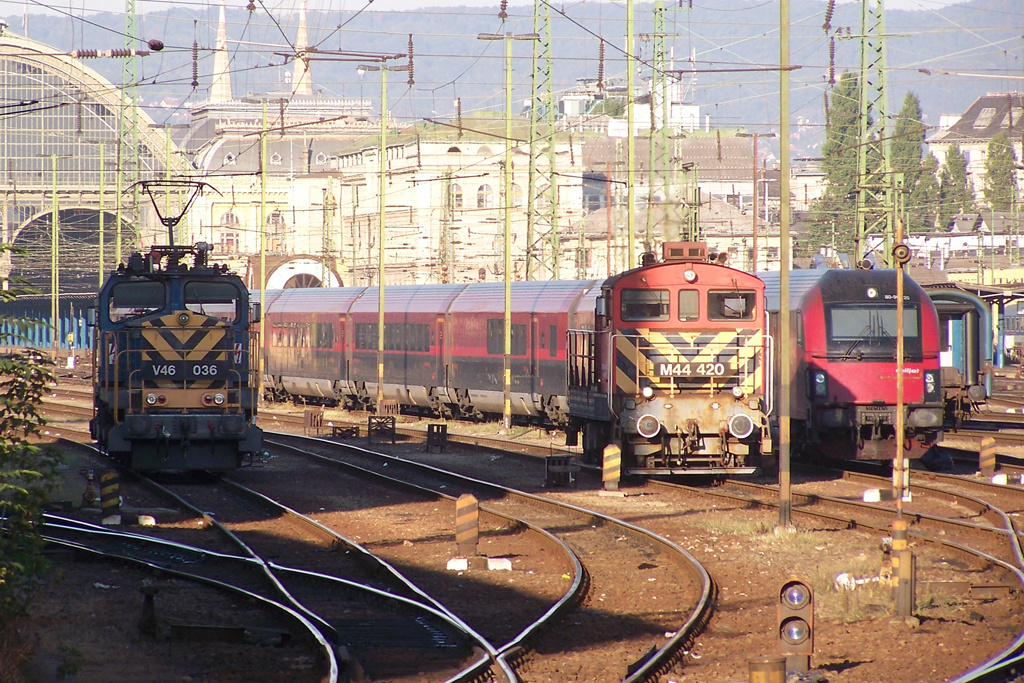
[
  {"left": 487, "top": 318, "right": 527, "bottom": 355},
  {"left": 620, "top": 289, "right": 669, "bottom": 322},
  {"left": 185, "top": 282, "right": 240, "bottom": 323},
  {"left": 109, "top": 281, "right": 164, "bottom": 322},
  {"left": 708, "top": 290, "right": 756, "bottom": 321},
  {"left": 678, "top": 290, "right": 700, "bottom": 321}
]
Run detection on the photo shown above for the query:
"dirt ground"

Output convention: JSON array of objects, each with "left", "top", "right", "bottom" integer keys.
[{"left": 12, "top": 402, "right": 1024, "bottom": 682}]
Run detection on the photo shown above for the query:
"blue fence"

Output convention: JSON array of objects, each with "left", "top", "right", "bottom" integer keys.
[{"left": 0, "top": 294, "right": 93, "bottom": 351}]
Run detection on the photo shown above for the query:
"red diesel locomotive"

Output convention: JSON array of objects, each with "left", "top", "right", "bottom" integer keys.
[
  {"left": 760, "top": 268, "right": 944, "bottom": 460},
  {"left": 260, "top": 241, "right": 772, "bottom": 476}
]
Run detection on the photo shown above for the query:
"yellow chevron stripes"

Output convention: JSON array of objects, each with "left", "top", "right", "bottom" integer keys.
[
  {"left": 141, "top": 312, "right": 229, "bottom": 389},
  {"left": 615, "top": 329, "right": 764, "bottom": 395}
]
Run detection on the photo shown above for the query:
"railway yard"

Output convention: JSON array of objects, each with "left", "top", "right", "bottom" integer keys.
[{"left": 11, "top": 371, "right": 1024, "bottom": 683}]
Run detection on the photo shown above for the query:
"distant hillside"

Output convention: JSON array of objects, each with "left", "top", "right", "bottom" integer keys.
[{"left": 4, "top": 0, "right": 1019, "bottom": 158}]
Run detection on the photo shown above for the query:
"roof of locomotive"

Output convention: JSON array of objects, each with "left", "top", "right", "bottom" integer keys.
[
  {"left": 604, "top": 259, "right": 763, "bottom": 290},
  {"left": 759, "top": 268, "right": 927, "bottom": 313}
]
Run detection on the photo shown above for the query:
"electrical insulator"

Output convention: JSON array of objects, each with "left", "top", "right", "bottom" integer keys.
[
  {"left": 70, "top": 49, "right": 98, "bottom": 58},
  {"left": 823, "top": 92, "right": 830, "bottom": 126},
  {"left": 246, "top": 0, "right": 255, "bottom": 10},
  {"left": 597, "top": 42, "right": 605, "bottom": 90},
  {"left": 828, "top": 37, "right": 835, "bottom": 85},
  {"left": 498, "top": 0, "right": 507, "bottom": 19},
  {"left": 148, "top": 39, "right": 164, "bottom": 52},
  {"left": 456, "top": 98, "right": 463, "bottom": 139},
  {"left": 823, "top": 0, "right": 835, "bottom": 32},
  {"left": 191, "top": 40, "right": 199, "bottom": 88},
  {"left": 407, "top": 34, "right": 415, "bottom": 86}
]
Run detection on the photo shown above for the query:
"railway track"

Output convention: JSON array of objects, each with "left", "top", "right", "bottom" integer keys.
[{"left": 259, "top": 431, "right": 712, "bottom": 683}]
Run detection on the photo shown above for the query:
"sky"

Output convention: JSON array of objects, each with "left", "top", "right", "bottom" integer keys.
[{"left": 0, "top": 0, "right": 974, "bottom": 17}]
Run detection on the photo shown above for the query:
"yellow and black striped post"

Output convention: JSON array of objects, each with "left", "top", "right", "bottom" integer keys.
[
  {"left": 100, "top": 470, "right": 120, "bottom": 522},
  {"left": 455, "top": 493, "right": 479, "bottom": 557},
  {"left": 891, "top": 518, "right": 914, "bottom": 615},
  {"left": 980, "top": 436, "right": 997, "bottom": 477},
  {"left": 602, "top": 444, "right": 621, "bottom": 491}
]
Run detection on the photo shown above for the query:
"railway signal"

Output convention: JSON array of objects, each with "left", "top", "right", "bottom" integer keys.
[{"left": 777, "top": 577, "right": 813, "bottom": 671}]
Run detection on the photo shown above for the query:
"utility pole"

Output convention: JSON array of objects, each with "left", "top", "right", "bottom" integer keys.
[
  {"left": 439, "top": 168, "right": 454, "bottom": 283},
  {"left": 527, "top": 0, "right": 559, "bottom": 279},
  {"left": 626, "top": 0, "right": 636, "bottom": 268},
  {"left": 851, "top": 0, "right": 899, "bottom": 266}
]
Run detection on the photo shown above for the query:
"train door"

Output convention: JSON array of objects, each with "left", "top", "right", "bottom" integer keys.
[
  {"left": 531, "top": 315, "right": 539, "bottom": 393},
  {"left": 338, "top": 314, "right": 348, "bottom": 381}
]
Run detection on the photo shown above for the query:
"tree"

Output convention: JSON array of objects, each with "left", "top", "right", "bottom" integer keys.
[
  {"left": 892, "top": 93, "right": 938, "bottom": 232},
  {"left": 909, "top": 152, "right": 941, "bottom": 233},
  {"left": 807, "top": 72, "right": 860, "bottom": 255},
  {"left": 0, "top": 247, "right": 59, "bottom": 680},
  {"left": 937, "top": 143, "right": 976, "bottom": 230},
  {"left": 984, "top": 131, "right": 1018, "bottom": 211}
]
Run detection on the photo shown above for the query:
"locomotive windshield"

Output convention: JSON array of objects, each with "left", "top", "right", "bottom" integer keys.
[
  {"left": 708, "top": 290, "right": 757, "bottom": 321},
  {"left": 621, "top": 289, "right": 669, "bottom": 321},
  {"left": 185, "top": 281, "right": 242, "bottom": 323},
  {"left": 826, "top": 304, "right": 922, "bottom": 359},
  {"left": 108, "top": 281, "right": 165, "bottom": 322}
]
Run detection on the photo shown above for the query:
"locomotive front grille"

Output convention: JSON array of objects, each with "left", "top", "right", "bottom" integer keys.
[{"left": 614, "top": 328, "right": 763, "bottom": 396}]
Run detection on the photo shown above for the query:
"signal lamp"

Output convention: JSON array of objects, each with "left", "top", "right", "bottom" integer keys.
[
  {"left": 157, "top": 395, "right": 167, "bottom": 405},
  {"left": 146, "top": 393, "right": 158, "bottom": 406},
  {"left": 214, "top": 393, "right": 226, "bottom": 405},
  {"left": 731, "top": 386, "right": 744, "bottom": 399},
  {"left": 636, "top": 414, "right": 662, "bottom": 439},
  {"left": 641, "top": 386, "right": 655, "bottom": 399},
  {"left": 778, "top": 577, "right": 813, "bottom": 671},
  {"left": 683, "top": 269, "right": 698, "bottom": 283},
  {"left": 177, "top": 312, "right": 191, "bottom": 325}
]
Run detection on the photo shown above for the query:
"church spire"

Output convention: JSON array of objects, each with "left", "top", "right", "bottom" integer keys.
[
  {"left": 291, "top": 0, "right": 313, "bottom": 97},
  {"left": 210, "top": 0, "right": 232, "bottom": 102}
]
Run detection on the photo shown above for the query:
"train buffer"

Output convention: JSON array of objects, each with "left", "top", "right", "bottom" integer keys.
[
  {"left": 304, "top": 408, "right": 324, "bottom": 436},
  {"left": 425, "top": 424, "right": 448, "bottom": 452},
  {"left": 545, "top": 454, "right": 580, "bottom": 488},
  {"left": 367, "top": 415, "right": 397, "bottom": 444},
  {"left": 330, "top": 424, "right": 360, "bottom": 439}
]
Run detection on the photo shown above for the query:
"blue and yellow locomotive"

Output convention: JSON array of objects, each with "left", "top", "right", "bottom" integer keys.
[{"left": 90, "top": 242, "right": 262, "bottom": 472}]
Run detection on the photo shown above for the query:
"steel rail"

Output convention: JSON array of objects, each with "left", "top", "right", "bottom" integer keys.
[
  {"left": 40, "top": 515, "right": 340, "bottom": 682},
  {"left": 268, "top": 431, "right": 713, "bottom": 683}
]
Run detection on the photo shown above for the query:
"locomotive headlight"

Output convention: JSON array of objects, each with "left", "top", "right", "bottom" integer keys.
[
  {"left": 214, "top": 393, "right": 226, "bottom": 405},
  {"left": 683, "top": 269, "right": 698, "bottom": 283},
  {"left": 923, "top": 370, "right": 941, "bottom": 403},
  {"left": 731, "top": 386, "right": 745, "bottom": 399},
  {"left": 641, "top": 386, "right": 655, "bottom": 400},
  {"left": 146, "top": 393, "right": 158, "bottom": 406},
  {"left": 177, "top": 312, "right": 191, "bottom": 325},
  {"left": 636, "top": 414, "right": 662, "bottom": 439},
  {"left": 728, "top": 413, "right": 755, "bottom": 439},
  {"left": 813, "top": 371, "right": 828, "bottom": 398}
]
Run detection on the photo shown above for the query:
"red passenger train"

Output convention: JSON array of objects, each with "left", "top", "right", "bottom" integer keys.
[
  {"left": 760, "top": 269, "right": 944, "bottom": 460},
  {"left": 260, "top": 242, "right": 773, "bottom": 476}
]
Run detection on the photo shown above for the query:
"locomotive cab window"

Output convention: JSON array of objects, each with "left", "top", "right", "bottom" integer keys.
[
  {"left": 826, "top": 304, "right": 922, "bottom": 358},
  {"left": 620, "top": 289, "right": 669, "bottom": 321},
  {"left": 108, "top": 282, "right": 165, "bottom": 322},
  {"left": 185, "top": 282, "right": 241, "bottom": 323},
  {"left": 678, "top": 290, "right": 700, "bottom": 321},
  {"left": 708, "top": 290, "right": 756, "bottom": 321}
]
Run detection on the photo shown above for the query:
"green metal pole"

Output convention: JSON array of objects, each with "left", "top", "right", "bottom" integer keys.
[
  {"left": 779, "top": 0, "right": 793, "bottom": 528},
  {"left": 504, "top": 34, "right": 513, "bottom": 430},
  {"left": 98, "top": 142, "right": 105, "bottom": 286},
  {"left": 260, "top": 100, "right": 268, "bottom": 396},
  {"left": 626, "top": 0, "right": 636, "bottom": 268},
  {"left": 378, "top": 67, "right": 388, "bottom": 408},
  {"left": 51, "top": 154, "right": 59, "bottom": 356}
]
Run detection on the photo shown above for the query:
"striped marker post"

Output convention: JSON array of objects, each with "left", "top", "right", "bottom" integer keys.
[
  {"left": 602, "top": 444, "right": 621, "bottom": 491},
  {"left": 455, "top": 493, "right": 479, "bottom": 557},
  {"left": 100, "top": 470, "right": 120, "bottom": 524},
  {"left": 980, "top": 436, "right": 996, "bottom": 477}
]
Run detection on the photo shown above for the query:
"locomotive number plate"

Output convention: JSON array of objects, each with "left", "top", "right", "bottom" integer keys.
[
  {"left": 657, "top": 362, "right": 732, "bottom": 378},
  {"left": 143, "top": 362, "right": 228, "bottom": 380}
]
